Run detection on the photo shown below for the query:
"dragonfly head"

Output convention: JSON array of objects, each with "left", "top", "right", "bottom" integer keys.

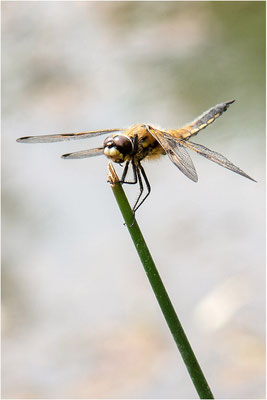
[{"left": 104, "top": 134, "right": 133, "bottom": 163}]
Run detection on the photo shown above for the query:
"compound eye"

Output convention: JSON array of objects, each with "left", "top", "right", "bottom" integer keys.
[
  {"left": 103, "top": 136, "right": 114, "bottom": 148},
  {"left": 113, "top": 135, "right": 133, "bottom": 155}
]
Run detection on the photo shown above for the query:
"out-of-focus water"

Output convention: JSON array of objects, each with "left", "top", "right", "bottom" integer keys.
[{"left": 2, "top": 2, "right": 265, "bottom": 399}]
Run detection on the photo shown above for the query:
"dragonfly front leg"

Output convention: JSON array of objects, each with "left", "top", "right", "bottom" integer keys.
[{"left": 119, "top": 161, "right": 137, "bottom": 185}]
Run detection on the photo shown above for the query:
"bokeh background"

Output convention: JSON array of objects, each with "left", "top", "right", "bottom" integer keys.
[{"left": 2, "top": 1, "right": 265, "bottom": 399}]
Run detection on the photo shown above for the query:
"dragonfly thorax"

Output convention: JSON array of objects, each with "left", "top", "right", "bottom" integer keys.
[{"left": 103, "top": 134, "right": 134, "bottom": 163}]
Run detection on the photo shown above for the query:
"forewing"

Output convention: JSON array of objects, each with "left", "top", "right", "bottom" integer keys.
[
  {"left": 181, "top": 140, "right": 256, "bottom": 182},
  {"left": 16, "top": 128, "right": 125, "bottom": 143},
  {"left": 179, "top": 100, "right": 235, "bottom": 140},
  {"left": 61, "top": 147, "right": 104, "bottom": 159},
  {"left": 148, "top": 127, "right": 198, "bottom": 182}
]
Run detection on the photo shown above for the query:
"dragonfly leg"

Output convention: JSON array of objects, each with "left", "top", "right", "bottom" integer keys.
[
  {"left": 131, "top": 164, "right": 144, "bottom": 214},
  {"left": 123, "top": 164, "right": 143, "bottom": 226},
  {"left": 119, "top": 161, "right": 138, "bottom": 184},
  {"left": 133, "top": 163, "right": 151, "bottom": 213},
  {"left": 119, "top": 161, "right": 129, "bottom": 183}
]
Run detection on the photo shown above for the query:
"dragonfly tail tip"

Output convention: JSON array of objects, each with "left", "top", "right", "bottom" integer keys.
[{"left": 227, "top": 99, "right": 236, "bottom": 105}]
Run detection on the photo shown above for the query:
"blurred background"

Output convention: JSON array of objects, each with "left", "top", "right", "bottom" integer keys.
[{"left": 2, "top": 2, "right": 265, "bottom": 399}]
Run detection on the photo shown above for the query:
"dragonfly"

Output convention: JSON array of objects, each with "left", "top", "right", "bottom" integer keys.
[{"left": 17, "top": 100, "right": 255, "bottom": 213}]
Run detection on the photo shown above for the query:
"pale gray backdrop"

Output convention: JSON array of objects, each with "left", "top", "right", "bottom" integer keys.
[{"left": 2, "top": 2, "right": 265, "bottom": 399}]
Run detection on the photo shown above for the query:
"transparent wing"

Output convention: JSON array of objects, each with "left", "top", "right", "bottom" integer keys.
[
  {"left": 167, "top": 140, "right": 198, "bottom": 182},
  {"left": 61, "top": 147, "right": 104, "bottom": 159},
  {"left": 16, "top": 128, "right": 125, "bottom": 143},
  {"left": 147, "top": 127, "right": 198, "bottom": 182},
  {"left": 181, "top": 140, "right": 256, "bottom": 182},
  {"left": 178, "top": 100, "right": 235, "bottom": 140}
]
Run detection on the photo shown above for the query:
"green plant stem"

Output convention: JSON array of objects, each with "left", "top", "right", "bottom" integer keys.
[{"left": 108, "top": 164, "right": 214, "bottom": 399}]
